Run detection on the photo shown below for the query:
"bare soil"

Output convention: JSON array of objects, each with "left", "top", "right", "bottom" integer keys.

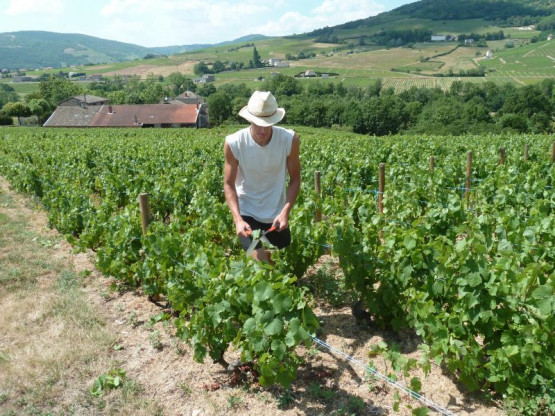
[{"left": 0, "top": 177, "right": 507, "bottom": 416}]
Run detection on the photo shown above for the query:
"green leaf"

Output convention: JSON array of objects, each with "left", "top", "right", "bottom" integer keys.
[
  {"left": 410, "top": 377, "right": 422, "bottom": 393},
  {"left": 254, "top": 282, "right": 274, "bottom": 303},
  {"left": 455, "top": 239, "right": 467, "bottom": 253},
  {"left": 243, "top": 317, "right": 257, "bottom": 335},
  {"left": 302, "top": 308, "right": 319, "bottom": 332},
  {"left": 264, "top": 318, "right": 284, "bottom": 336},
  {"left": 504, "top": 345, "right": 519, "bottom": 357},
  {"left": 271, "top": 340, "right": 286, "bottom": 359},
  {"left": 467, "top": 273, "right": 482, "bottom": 287},
  {"left": 272, "top": 293, "right": 293, "bottom": 314},
  {"left": 404, "top": 235, "right": 417, "bottom": 250},
  {"left": 532, "top": 285, "right": 553, "bottom": 315},
  {"left": 412, "top": 407, "right": 430, "bottom": 416},
  {"left": 459, "top": 372, "right": 479, "bottom": 391}
]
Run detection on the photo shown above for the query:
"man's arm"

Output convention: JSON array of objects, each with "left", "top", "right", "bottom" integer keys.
[
  {"left": 223, "top": 141, "right": 251, "bottom": 237},
  {"left": 274, "top": 133, "right": 301, "bottom": 231}
]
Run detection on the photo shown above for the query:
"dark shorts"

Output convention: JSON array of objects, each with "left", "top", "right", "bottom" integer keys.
[{"left": 239, "top": 216, "right": 291, "bottom": 251}]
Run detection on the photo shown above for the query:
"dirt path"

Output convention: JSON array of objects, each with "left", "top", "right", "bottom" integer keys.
[{"left": 0, "top": 177, "right": 506, "bottom": 416}]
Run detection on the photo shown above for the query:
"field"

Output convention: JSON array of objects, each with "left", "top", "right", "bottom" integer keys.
[
  {"left": 0, "top": 126, "right": 553, "bottom": 415},
  {"left": 5, "top": 23, "right": 552, "bottom": 95}
]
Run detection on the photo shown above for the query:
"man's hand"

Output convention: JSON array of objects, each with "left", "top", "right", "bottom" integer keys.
[
  {"left": 235, "top": 219, "right": 252, "bottom": 238},
  {"left": 273, "top": 211, "right": 289, "bottom": 232}
]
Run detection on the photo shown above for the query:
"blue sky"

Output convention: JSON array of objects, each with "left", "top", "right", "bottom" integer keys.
[{"left": 0, "top": 0, "right": 416, "bottom": 47}]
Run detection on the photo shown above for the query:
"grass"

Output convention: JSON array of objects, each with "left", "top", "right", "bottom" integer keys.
[{"left": 0, "top": 186, "right": 163, "bottom": 415}]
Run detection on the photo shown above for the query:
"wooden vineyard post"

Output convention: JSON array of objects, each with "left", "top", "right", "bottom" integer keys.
[
  {"left": 465, "top": 151, "right": 473, "bottom": 205},
  {"left": 378, "top": 163, "right": 385, "bottom": 215},
  {"left": 524, "top": 144, "right": 529, "bottom": 162},
  {"left": 429, "top": 156, "right": 435, "bottom": 172},
  {"left": 378, "top": 163, "right": 385, "bottom": 242},
  {"left": 314, "top": 170, "right": 322, "bottom": 223},
  {"left": 551, "top": 141, "right": 555, "bottom": 163},
  {"left": 139, "top": 193, "right": 152, "bottom": 235},
  {"left": 499, "top": 147, "right": 506, "bottom": 165}
]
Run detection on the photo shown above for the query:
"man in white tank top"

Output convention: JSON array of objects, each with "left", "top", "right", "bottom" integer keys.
[{"left": 224, "top": 91, "right": 300, "bottom": 263}]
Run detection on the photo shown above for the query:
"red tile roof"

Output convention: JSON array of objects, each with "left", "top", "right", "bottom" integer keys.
[{"left": 89, "top": 104, "right": 199, "bottom": 127}]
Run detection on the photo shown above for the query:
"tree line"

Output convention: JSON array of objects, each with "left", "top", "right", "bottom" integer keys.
[
  {"left": 0, "top": 72, "right": 553, "bottom": 135},
  {"left": 204, "top": 74, "right": 555, "bottom": 135}
]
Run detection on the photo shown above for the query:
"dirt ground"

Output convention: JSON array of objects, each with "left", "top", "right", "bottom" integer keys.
[{"left": 0, "top": 176, "right": 507, "bottom": 416}]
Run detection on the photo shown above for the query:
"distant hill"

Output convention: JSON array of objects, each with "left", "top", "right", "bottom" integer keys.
[
  {"left": 0, "top": 31, "right": 159, "bottom": 70},
  {"left": 0, "top": 31, "right": 269, "bottom": 71},
  {"left": 151, "top": 34, "right": 269, "bottom": 55},
  {"left": 299, "top": 0, "right": 553, "bottom": 42},
  {"left": 1, "top": 0, "right": 552, "bottom": 71}
]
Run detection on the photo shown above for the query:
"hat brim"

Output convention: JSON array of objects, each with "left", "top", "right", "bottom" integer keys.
[{"left": 238, "top": 106, "right": 285, "bottom": 127}]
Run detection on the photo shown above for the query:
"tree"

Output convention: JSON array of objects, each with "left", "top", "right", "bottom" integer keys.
[
  {"left": 262, "top": 74, "right": 302, "bottom": 97},
  {"left": 207, "top": 91, "right": 232, "bottom": 125},
  {"left": 196, "top": 83, "right": 217, "bottom": 97},
  {"left": 501, "top": 85, "right": 552, "bottom": 118},
  {"left": 2, "top": 102, "right": 31, "bottom": 125},
  {"left": 39, "top": 76, "right": 82, "bottom": 107},
  {"left": 212, "top": 60, "right": 226, "bottom": 73},
  {"left": 252, "top": 47, "right": 262, "bottom": 68},
  {"left": 0, "top": 112, "right": 13, "bottom": 125},
  {"left": 27, "top": 98, "right": 52, "bottom": 123},
  {"left": 0, "top": 83, "right": 19, "bottom": 109},
  {"left": 166, "top": 72, "right": 190, "bottom": 96},
  {"left": 497, "top": 113, "right": 529, "bottom": 133},
  {"left": 194, "top": 62, "right": 210, "bottom": 76},
  {"left": 354, "top": 95, "right": 408, "bottom": 135}
]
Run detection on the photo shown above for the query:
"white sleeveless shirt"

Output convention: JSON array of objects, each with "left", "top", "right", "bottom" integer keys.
[{"left": 226, "top": 126, "right": 294, "bottom": 223}]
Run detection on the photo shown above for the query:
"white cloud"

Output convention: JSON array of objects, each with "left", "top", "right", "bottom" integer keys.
[
  {"left": 247, "top": 0, "right": 386, "bottom": 39},
  {"left": 6, "top": 0, "right": 63, "bottom": 15},
  {"left": 101, "top": 0, "right": 203, "bottom": 16},
  {"left": 312, "top": 0, "right": 386, "bottom": 26},
  {"left": 100, "top": 0, "right": 274, "bottom": 46}
]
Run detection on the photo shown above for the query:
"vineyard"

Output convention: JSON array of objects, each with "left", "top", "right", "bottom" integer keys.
[{"left": 0, "top": 127, "right": 553, "bottom": 415}]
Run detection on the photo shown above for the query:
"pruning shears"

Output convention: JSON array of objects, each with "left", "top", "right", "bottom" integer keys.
[{"left": 246, "top": 226, "right": 276, "bottom": 256}]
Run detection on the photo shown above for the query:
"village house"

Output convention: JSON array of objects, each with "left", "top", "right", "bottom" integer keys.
[
  {"left": 197, "top": 74, "right": 215, "bottom": 83},
  {"left": 43, "top": 94, "right": 209, "bottom": 128},
  {"left": 175, "top": 91, "right": 205, "bottom": 105}
]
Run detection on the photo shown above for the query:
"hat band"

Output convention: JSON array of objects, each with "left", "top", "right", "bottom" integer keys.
[{"left": 250, "top": 108, "right": 277, "bottom": 118}]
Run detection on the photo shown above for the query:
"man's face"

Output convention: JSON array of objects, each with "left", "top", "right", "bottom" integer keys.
[{"left": 251, "top": 123, "right": 272, "bottom": 141}]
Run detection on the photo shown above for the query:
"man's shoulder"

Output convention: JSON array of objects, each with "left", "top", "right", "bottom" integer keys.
[
  {"left": 273, "top": 126, "right": 295, "bottom": 139},
  {"left": 225, "top": 127, "right": 249, "bottom": 143},
  {"left": 226, "top": 126, "right": 250, "bottom": 142}
]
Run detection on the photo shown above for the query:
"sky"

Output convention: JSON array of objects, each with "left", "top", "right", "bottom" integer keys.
[{"left": 0, "top": 0, "right": 416, "bottom": 48}]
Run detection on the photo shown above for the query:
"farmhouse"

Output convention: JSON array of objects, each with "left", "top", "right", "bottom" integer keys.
[
  {"left": 59, "top": 94, "right": 109, "bottom": 107},
  {"left": 43, "top": 94, "right": 209, "bottom": 128},
  {"left": 431, "top": 35, "right": 447, "bottom": 41},
  {"left": 197, "top": 74, "right": 215, "bottom": 83},
  {"left": 175, "top": 91, "right": 205, "bottom": 105},
  {"left": 275, "top": 61, "right": 290, "bottom": 67}
]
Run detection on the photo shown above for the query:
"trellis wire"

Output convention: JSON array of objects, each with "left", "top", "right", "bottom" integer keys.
[{"left": 310, "top": 335, "right": 456, "bottom": 416}]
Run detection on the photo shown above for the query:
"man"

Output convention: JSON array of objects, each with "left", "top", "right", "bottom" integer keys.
[{"left": 224, "top": 91, "right": 300, "bottom": 262}]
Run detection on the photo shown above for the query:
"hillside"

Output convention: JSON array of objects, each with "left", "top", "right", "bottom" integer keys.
[
  {"left": 0, "top": 31, "right": 269, "bottom": 71},
  {"left": 150, "top": 34, "right": 269, "bottom": 56},
  {"left": 0, "top": 31, "right": 159, "bottom": 70},
  {"left": 1, "top": 0, "right": 553, "bottom": 89}
]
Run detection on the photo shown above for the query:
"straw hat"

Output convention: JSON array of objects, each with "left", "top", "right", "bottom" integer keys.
[{"left": 238, "top": 91, "right": 285, "bottom": 127}]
